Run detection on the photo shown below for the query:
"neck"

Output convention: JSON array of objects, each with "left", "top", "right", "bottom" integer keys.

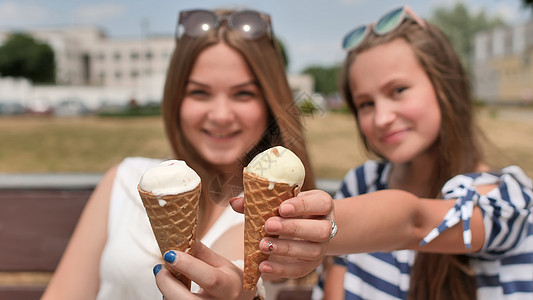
[{"left": 389, "top": 151, "right": 437, "bottom": 197}]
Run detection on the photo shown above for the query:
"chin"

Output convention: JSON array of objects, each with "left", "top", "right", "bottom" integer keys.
[
  {"left": 383, "top": 152, "right": 415, "bottom": 164},
  {"left": 205, "top": 155, "right": 242, "bottom": 170}
]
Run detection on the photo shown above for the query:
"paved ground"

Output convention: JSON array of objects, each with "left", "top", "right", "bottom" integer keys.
[{"left": 495, "top": 107, "right": 533, "bottom": 122}]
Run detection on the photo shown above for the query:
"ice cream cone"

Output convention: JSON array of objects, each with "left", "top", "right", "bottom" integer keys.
[
  {"left": 138, "top": 182, "right": 201, "bottom": 290},
  {"left": 243, "top": 171, "right": 300, "bottom": 290}
]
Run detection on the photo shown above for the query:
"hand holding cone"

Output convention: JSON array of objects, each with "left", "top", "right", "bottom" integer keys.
[{"left": 243, "top": 146, "right": 305, "bottom": 290}]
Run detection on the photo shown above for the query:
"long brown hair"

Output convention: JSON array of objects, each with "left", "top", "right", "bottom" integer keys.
[
  {"left": 340, "top": 19, "right": 484, "bottom": 299},
  {"left": 161, "top": 9, "right": 315, "bottom": 226}
]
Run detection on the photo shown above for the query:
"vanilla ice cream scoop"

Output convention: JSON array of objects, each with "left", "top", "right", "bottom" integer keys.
[
  {"left": 139, "top": 160, "right": 201, "bottom": 196},
  {"left": 245, "top": 146, "right": 305, "bottom": 187}
]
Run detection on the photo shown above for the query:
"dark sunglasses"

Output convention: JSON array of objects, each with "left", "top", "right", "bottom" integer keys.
[
  {"left": 342, "top": 5, "right": 426, "bottom": 51},
  {"left": 176, "top": 9, "right": 272, "bottom": 40}
]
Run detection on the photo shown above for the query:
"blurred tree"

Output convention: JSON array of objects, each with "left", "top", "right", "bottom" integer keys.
[
  {"left": 522, "top": 0, "right": 533, "bottom": 8},
  {"left": 0, "top": 33, "right": 55, "bottom": 83},
  {"left": 430, "top": 3, "right": 504, "bottom": 74},
  {"left": 276, "top": 38, "right": 290, "bottom": 69},
  {"left": 302, "top": 65, "right": 342, "bottom": 95}
]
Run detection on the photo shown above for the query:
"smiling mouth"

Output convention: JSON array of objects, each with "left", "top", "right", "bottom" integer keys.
[
  {"left": 204, "top": 130, "right": 240, "bottom": 139},
  {"left": 381, "top": 129, "right": 407, "bottom": 143}
]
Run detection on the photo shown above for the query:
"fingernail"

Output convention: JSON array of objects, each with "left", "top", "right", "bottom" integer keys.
[
  {"left": 260, "top": 239, "right": 275, "bottom": 252},
  {"left": 153, "top": 264, "right": 162, "bottom": 276},
  {"left": 265, "top": 219, "right": 281, "bottom": 234},
  {"left": 229, "top": 196, "right": 242, "bottom": 204},
  {"left": 260, "top": 263, "right": 273, "bottom": 273},
  {"left": 279, "top": 203, "right": 294, "bottom": 216},
  {"left": 164, "top": 250, "right": 177, "bottom": 263}
]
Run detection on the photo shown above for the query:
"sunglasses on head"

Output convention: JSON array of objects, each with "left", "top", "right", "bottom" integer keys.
[
  {"left": 176, "top": 9, "right": 272, "bottom": 40},
  {"left": 342, "top": 5, "right": 426, "bottom": 52}
]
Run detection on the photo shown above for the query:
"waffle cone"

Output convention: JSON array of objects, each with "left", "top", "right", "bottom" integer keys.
[
  {"left": 243, "top": 171, "right": 300, "bottom": 290},
  {"left": 138, "top": 183, "right": 201, "bottom": 290}
]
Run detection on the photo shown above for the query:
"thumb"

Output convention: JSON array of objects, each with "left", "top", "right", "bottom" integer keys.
[{"left": 229, "top": 196, "right": 244, "bottom": 214}]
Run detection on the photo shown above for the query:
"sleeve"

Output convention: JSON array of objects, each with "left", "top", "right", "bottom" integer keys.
[
  {"left": 334, "top": 160, "right": 387, "bottom": 199},
  {"left": 334, "top": 167, "right": 358, "bottom": 200},
  {"left": 419, "top": 166, "right": 533, "bottom": 258}
]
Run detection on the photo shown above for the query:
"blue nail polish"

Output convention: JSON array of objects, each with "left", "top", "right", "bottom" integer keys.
[
  {"left": 153, "top": 264, "right": 162, "bottom": 276},
  {"left": 164, "top": 251, "right": 177, "bottom": 263}
]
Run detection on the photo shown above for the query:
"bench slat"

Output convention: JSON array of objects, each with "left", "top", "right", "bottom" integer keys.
[
  {"left": 0, "top": 285, "right": 46, "bottom": 300},
  {"left": 0, "top": 189, "right": 91, "bottom": 272}
]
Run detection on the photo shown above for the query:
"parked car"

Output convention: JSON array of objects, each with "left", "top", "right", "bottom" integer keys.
[
  {"left": 27, "top": 99, "right": 54, "bottom": 115},
  {"left": 54, "top": 98, "right": 91, "bottom": 116},
  {"left": 0, "top": 101, "right": 26, "bottom": 115}
]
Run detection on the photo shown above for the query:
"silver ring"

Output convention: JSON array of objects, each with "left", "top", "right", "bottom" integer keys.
[{"left": 325, "top": 216, "right": 338, "bottom": 240}]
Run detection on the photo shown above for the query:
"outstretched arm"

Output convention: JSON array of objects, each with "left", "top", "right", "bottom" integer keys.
[{"left": 276, "top": 189, "right": 485, "bottom": 256}]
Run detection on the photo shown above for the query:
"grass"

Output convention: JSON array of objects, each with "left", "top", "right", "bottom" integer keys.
[
  {"left": 1, "top": 107, "right": 532, "bottom": 179},
  {"left": 0, "top": 116, "right": 171, "bottom": 173}
]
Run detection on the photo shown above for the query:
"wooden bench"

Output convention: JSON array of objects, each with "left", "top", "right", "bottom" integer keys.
[
  {"left": 0, "top": 174, "right": 100, "bottom": 300},
  {"left": 0, "top": 174, "right": 338, "bottom": 300}
]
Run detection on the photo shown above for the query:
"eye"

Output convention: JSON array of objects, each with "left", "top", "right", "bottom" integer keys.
[
  {"left": 233, "top": 89, "right": 259, "bottom": 101},
  {"left": 187, "top": 89, "right": 210, "bottom": 100},
  {"left": 392, "top": 86, "right": 407, "bottom": 97},
  {"left": 358, "top": 101, "right": 373, "bottom": 110},
  {"left": 354, "top": 97, "right": 374, "bottom": 111}
]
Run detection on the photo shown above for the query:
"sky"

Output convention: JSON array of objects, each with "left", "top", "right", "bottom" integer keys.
[{"left": 0, "top": 0, "right": 530, "bottom": 73}]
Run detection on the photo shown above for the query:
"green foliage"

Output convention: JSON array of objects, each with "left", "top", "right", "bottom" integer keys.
[
  {"left": 276, "top": 38, "right": 290, "bottom": 69},
  {"left": 430, "top": 3, "right": 504, "bottom": 74},
  {"left": 302, "top": 65, "right": 342, "bottom": 95},
  {"left": 0, "top": 33, "right": 56, "bottom": 83},
  {"left": 298, "top": 99, "right": 318, "bottom": 114},
  {"left": 97, "top": 104, "right": 161, "bottom": 117}
]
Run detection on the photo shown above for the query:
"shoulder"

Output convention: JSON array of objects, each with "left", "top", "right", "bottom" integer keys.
[
  {"left": 442, "top": 165, "right": 532, "bottom": 201},
  {"left": 335, "top": 160, "right": 391, "bottom": 198},
  {"left": 107, "top": 157, "right": 165, "bottom": 215},
  {"left": 113, "top": 157, "right": 165, "bottom": 185},
  {"left": 118, "top": 157, "right": 165, "bottom": 173}
]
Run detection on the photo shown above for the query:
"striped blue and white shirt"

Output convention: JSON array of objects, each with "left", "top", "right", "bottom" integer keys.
[{"left": 312, "top": 160, "right": 533, "bottom": 300}]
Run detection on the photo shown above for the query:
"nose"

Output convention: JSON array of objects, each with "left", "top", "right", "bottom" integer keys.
[
  {"left": 207, "top": 95, "right": 235, "bottom": 126},
  {"left": 373, "top": 99, "right": 395, "bottom": 128}
]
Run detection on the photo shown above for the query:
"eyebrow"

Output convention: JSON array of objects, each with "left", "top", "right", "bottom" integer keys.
[
  {"left": 353, "top": 77, "right": 406, "bottom": 99},
  {"left": 352, "top": 92, "right": 369, "bottom": 102},
  {"left": 186, "top": 80, "right": 259, "bottom": 89}
]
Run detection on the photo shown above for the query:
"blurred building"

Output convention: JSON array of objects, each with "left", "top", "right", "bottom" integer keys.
[
  {"left": 472, "top": 21, "right": 533, "bottom": 104},
  {"left": 288, "top": 73, "right": 314, "bottom": 96},
  {"left": 0, "top": 26, "right": 173, "bottom": 88},
  {"left": 0, "top": 26, "right": 313, "bottom": 110}
]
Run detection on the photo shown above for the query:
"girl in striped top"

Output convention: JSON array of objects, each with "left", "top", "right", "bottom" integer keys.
[{"left": 306, "top": 5, "right": 533, "bottom": 300}]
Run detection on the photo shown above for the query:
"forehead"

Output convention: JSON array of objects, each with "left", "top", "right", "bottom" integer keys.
[
  {"left": 189, "top": 43, "right": 255, "bottom": 83},
  {"left": 349, "top": 38, "right": 424, "bottom": 89}
]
